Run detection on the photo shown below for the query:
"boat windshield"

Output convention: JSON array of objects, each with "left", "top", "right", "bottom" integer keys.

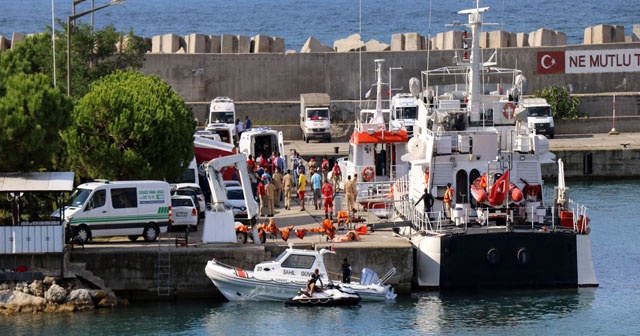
[
  {"left": 66, "top": 188, "right": 92, "bottom": 208},
  {"left": 272, "top": 251, "right": 316, "bottom": 270},
  {"left": 273, "top": 250, "right": 290, "bottom": 263}
]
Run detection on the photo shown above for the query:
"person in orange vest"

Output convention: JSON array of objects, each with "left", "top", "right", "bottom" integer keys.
[
  {"left": 443, "top": 183, "right": 454, "bottom": 219},
  {"left": 321, "top": 179, "right": 334, "bottom": 220},
  {"left": 321, "top": 155, "right": 330, "bottom": 181},
  {"left": 331, "top": 163, "right": 342, "bottom": 192}
]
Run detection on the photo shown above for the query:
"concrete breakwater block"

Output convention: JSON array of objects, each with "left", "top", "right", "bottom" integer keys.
[
  {"left": 271, "top": 36, "right": 285, "bottom": 53},
  {"left": 391, "top": 32, "right": 426, "bottom": 51},
  {"left": 237, "top": 35, "right": 251, "bottom": 54},
  {"left": 364, "top": 39, "right": 390, "bottom": 52},
  {"left": 0, "top": 35, "right": 9, "bottom": 52},
  {"left": 11, "top": 32, "right": 24, "bottom": 49},
  {"left": 161, "top": 33, "right": 183, "bottom": 53},
  {"left": 253, "top": 34, "right": 271, "bottom": 53},
  {"left": 333, "top": 33, "right": 364, "bottom": 52},
  {"left": 584, "top": 24, "right": 625, "bottom": 44},
  {"left": 252, "top": 34, "right": 285, "bottom": 53},
  {"left": 209, "top": 35, "right": 221, "bottom": 53},
  {"left": 516, "top": 32, "right": 530, "bottom": 47},
  {"left": 489, "top": 30, "right": 516, "bottom": 48},
  {"left": 301, "top": 37, "right": 333, "bottom": 53},
  {"left": 221, "top": 34, "right": 235, "bottom": 53},
  {"left": 529, "top": 28, "right": 566, "bottom": 47},
  {"left": 390, "top": 33, "right": 404, "bottom": 51},
  {"left": 151, "top": 35, "right": 162, "bottom": 53},
  {"left": 185, "top": 33, "right": 209, "bottom": 53},
  {"left": 116, "top": 35, "right": 150, "bottom": 53},
  {"left": 633, "top": 24, "right": 640, "bottom": 42},
  {"left": 404, "top": 32, "right": 425, "bottom": 51}
]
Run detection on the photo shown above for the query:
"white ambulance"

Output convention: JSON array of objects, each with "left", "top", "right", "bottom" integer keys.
[{"left": 54, "top": 180, "right": 171, "bottom": 243}]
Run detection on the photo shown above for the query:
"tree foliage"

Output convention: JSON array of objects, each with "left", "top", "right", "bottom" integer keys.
[
  {"left": 533, "top": 85, "right": 584, "bottom": 120},
  {"left": 63, "top": 70, "right": 195, "bottom": 181},
  {"left": 0, "top": 72, "right": 72, "bottom": 172},
  {"left": 0, "top": 22, "right": 148, "bottom": 98}
]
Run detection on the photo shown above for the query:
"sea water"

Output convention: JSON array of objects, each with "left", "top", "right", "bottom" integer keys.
[
  {"left": 2, "top": 0, "right": 639, "bottom": 52},
  {"left": 1, "top": 179, "right": 639, "bottom": 335}
]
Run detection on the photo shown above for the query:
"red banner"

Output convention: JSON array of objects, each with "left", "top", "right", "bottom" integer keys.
[{"left": 537, "top": 51, "right": 565, "bottom": 74}]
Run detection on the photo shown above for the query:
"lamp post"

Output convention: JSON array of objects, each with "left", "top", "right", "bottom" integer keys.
[
  {"left": 72, "top": 0, "right": 96, "bottom": 31},
  {"left": 66, "top": 0, "right": 126, "bottom": 96}
]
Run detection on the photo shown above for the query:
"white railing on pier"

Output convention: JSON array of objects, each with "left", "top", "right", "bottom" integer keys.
[{"left": 0, "top": 223, "right": 64, "bottom": 254}]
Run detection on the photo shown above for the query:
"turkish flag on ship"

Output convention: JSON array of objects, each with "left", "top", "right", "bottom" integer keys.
[
  {"left": 488, "top": 170, "right": 509, "bottom": 206},
  {"left": 537, "top": 51, "right": 565, "bottom": 74}
]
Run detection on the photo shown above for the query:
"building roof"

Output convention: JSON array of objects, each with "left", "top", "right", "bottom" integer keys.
[{"left": 0, "top": 172, "right": 75, "bottom": 192}]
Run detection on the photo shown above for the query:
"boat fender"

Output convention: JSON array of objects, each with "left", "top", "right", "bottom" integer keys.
[
  {"left": 503, "top": 102, "right": 516, "bottom": 119},
  {"left": 362, "top": 166, "right": 375, "bottom": 182}
]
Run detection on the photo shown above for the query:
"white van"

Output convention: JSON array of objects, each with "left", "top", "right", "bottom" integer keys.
[{"left": 54, "top": 180, "right": 171, "bottom": 243}]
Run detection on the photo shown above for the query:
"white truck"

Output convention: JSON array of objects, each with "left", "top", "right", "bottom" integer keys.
[
  {"left": 206, "top": 96, "right": 237, "bottom": 143},
  {"left": 518, "top": 98, "right": 555, "bottom": 139},
  {"left": 389, "top": 93, "right": 418, "bottom": 137},
  {"left": 202, "top": 153, "right": 260, "bottom": 243},
  {"left": 300, "top": 93, "right": 331, "bottom": 143}
]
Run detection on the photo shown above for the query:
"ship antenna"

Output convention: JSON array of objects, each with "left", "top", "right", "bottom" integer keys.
[
  {"left": 426, "top": 0, "right": 432, "bottom": 73},
  {"left": 358, "top": 0, "right": 363, "bottom": 116}
]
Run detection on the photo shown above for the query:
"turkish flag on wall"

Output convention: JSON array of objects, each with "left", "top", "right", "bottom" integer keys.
[{"left": 537, "top": 51, "right": 565, "bottom": 74}]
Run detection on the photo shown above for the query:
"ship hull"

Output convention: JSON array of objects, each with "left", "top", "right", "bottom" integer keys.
[{"left": 413, "top": 230, "right": 597, "bottom": 289}]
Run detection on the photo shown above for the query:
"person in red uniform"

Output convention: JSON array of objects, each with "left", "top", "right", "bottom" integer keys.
[
  {"left": 257, "top": 178, "right": 266, "bottom": 217},
  {"left": 321, "top": 179, "right": 334, "bottom": 220}
]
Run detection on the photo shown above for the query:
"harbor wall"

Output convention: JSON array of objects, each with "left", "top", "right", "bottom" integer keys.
[
  {"left": 67, "top": 243, "right": 413, "bottom": 301},
  {"left": 542, "top": 148, "right": 640, "bottom": 179},
  {"left": 141, "top": 43, "right": 640, "bottom": 131}
]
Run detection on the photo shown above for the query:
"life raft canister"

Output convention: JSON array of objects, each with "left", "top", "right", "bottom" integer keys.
[
  {"left": 362, "top": 166, "right": 375, "bottom": 182},
  {"left": 503, "top": 102, "right": 516, "bottom": 119}
]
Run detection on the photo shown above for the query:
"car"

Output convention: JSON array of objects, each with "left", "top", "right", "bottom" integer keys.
[
  {"left": 170, "top": 196, "right": 198, "bottom": 231},
  {"left": 223, "top": 180, "right": 241, "bottom": 188},
  {"left": 172, "top": 183, "right": 205, "bottom": 218},
  {"left": 226, "top": 186, "right": 253, "bottom": 223}
]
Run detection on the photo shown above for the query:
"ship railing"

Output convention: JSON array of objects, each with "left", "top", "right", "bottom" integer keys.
[{"left": 391, "top": 175, "right": 452, "bottom": 234}]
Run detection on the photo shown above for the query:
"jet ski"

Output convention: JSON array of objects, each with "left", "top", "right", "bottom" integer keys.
[{"left": 284, "top": 284, "right": 361, "bottom": 306}]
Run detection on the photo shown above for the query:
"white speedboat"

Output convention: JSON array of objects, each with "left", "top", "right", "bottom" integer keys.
[
  {"left": 204, "top": 244, "right": 396, "bottom": 301},
  {"left": 285, "top": 285, "right": 361, "bottom": 306},
  {"left": 393, "top": 2, "right": 597, "bottom": 290}
]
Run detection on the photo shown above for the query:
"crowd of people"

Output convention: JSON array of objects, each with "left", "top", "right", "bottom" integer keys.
[{"left": 245, "top": 150, "right": 360, "bottom": 220}]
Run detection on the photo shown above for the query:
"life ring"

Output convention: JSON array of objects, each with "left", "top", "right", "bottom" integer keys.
[
  {"left": 503, "top": 102, "right": 516, "bottom": 119},
  {"left": 362, "top": 166, "right": 375, "bottom": 182}
]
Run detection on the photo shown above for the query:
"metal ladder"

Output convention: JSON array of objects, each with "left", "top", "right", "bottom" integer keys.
[{"left": 157, "top": 233, "right": 172, "bottom": 296}]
